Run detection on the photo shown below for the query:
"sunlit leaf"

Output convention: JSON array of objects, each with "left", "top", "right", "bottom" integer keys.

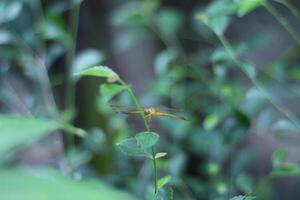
[
  {"left": 237, "top": 0, "right": 264, "bottom": 17},
  {"left": 135, "top": 132, "right": 159, "bottom": 149},
  {"left": 100, "top": 84, "right": 125, "bottom": 101},
  {"left": 157, "top": 176, "right": 172, "bottom": 190},
  {"left": 155, "top": 152, "right": 167, "bottom": 159},
  {"left": 203, "top": 113, "right": 220, "bottom": 131},
  {"left": 0, "top": 168, "right": 136, "bottom": 200},
  {"left": 75, "top": 66, "right": 119, "bottom": 81},
  {"left": 0, "top": 115, "right": 60, "bottom": 156}
]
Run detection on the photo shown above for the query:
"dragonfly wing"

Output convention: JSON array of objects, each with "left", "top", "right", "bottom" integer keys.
[{"left": 153, "top": 111, "right": 186, "bottom": 121}]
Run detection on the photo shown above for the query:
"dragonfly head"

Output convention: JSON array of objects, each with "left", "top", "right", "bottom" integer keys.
[{"left": 144, "top": 107, "right": 155, "bottom": 115}]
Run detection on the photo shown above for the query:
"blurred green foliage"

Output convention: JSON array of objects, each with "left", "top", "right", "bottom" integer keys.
[{"left": 1, "top": 0, "right": 300, "bottom": 199}]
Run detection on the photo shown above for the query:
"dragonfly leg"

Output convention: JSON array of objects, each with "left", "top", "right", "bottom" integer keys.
[{"left": 145, "top": 114, "right": 152, "bottom": 129}]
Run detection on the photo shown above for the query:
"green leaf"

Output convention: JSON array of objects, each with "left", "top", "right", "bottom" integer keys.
[
  {"left": 135, "top": 132, "right": 159, "bottom": 149},
  {"left": 0, "top": 0, "right": 22, "bottom": 24},
  {"left": 272, "top": 149, "right": 287, "bottom": 169},
  {"left": 116, "top": 138, "right": 148, "bottom": 157},
  {"left": 35, "top": 12, "right": 72, "bottom": 46},
  {"left": 236, "top": 173, "right": 254, "bottom": 193},
  {"left": 203, "top": 113, "right": 220, "bottom": 131},
  {"left": 0, "top": 30, "right": 13, "bottom": 45},
  {"left": 237, "top": 0, "right": 264, "bottom": 17},
  {"left": 230, "top": 195, "right": 256, "bottom": 200},
  {"left": 272, "top": 119, "right": 298, "bottom": 133},
  {"left": 0, "top": 115, "right": 60, "bottom": 156},
  {"left": 155, "top": 152, "right": 167, "bottom": 159},
  {"left": 73, "top": 49, "right": 105, "bottom": 73},
  {"left": 154, "top": 50, "right": 177, "bottom": 75},
  {"left": 75, "top": 66, "right": 119, "bottom": 81},
  {"left": 0, "top": 168, "right": 137, "bottom": 200},
  {"left": 100, "top": 84, "right": 125, "bottom": 101},
  {"left": 196, "top": 0, "right": 238, "bottom": 35},
  {"left": 271, "top": 163, "right": 300, "bottom": 177},
  {"left": 155, "top": 8, "right": 184, "bottom": 38},
  {"left": 157, "top": 176, "right": 172, "bottom": 190}
]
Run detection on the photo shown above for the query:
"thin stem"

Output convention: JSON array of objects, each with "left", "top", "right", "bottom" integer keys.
[
  {"left": 218, "top": 34, "right": 300, "bottom": 130},
  {"left": 152, "top": 147, "right": 158, "bottom": 193},
  {"left": 65, "top": 3, "right": 80, "bottom": 111},
  {"left": 263, "top": 1, "right": 300, "bottom": 47},
  {"left": 118, "top": 79, "right": 158, "bottom": 193},
  {"left": 274, "top": 0, "right": 300, "bottom": 22}
]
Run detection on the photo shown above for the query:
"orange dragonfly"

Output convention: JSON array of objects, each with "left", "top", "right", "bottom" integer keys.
[{"left": 110, "top": 105, "right": 187, "bottom": 122}]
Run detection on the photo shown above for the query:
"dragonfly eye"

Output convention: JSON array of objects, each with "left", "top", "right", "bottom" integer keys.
[{"left": 144, "top": 109, "right": 151, "bottom": 115}]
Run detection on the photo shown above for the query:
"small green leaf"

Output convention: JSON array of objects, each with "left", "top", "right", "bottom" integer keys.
[
  {"left": 203, "top": 113, "right": 220, "bottom": 131},
  {"left": 100, "top": 84, "right": 125, "bottom": 101},
  {"left": 236, "top": 173, "right": 254, "bottom": 193},
  {"left": 155, "top": 152, "right": 167, "bottom": 159},
  {"left": 237, "top": 0, "right": 264, "bottom": 17},
  {"left": 75, "top": 66, "right": 119, "bottom": 81},
  {"left": 272, "top": 149, "right": 287, "bottom": 169},
  {"left": 116, "top": 138, "right": 148, "bottom": 157},
  {"left": 157, "top": 176, "right": 172, "bottom": 190},
  {"left": 230, "top": 195, "right": 256, "bottom": 200},
  {"left": 271, "top": 163, "right": 300, "bottom": 177},
  {"left": 36, "top": 13, "right": 72, "bottom": 46},
  {"left": 135, "top": 132, "right": 159, "bottom": 149},
  {"left": 155, "top": 8, "right": 184, "bottom": 38},
  {"left": 195, "top": 1, "right": 238, "bottom": 36}
]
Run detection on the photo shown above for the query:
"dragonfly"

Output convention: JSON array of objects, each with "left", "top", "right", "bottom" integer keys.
[{"left": 110, "top": 105, "right": 187, "bottom": 123}]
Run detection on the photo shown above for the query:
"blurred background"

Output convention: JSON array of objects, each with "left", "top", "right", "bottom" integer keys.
[{"left": 1, "top": 0, "right": 300, "bottom": 199}]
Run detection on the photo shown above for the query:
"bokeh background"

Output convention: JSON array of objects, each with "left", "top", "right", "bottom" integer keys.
[{"left": 1, "top": 0, "right": 300, "bottom": 199}]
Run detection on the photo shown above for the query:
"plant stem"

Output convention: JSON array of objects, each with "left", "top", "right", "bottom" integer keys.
[
  {"left": 118, "top": 79, "right": 158, "bottom": 193},
  {"left": 65, "top": 2, "right": 80, "bottom": 152},
  {"left": 263, "top": 1, "right": 300, "bottom": 47},
  {"left": 274, "top": 0, "right": 300, "bottom": 22},
  {"left": 65, "top": 3, "right": 80, "bottom": 111},
  {"left": 217, "top": 34, "right": 300, "bottom": 130},
  {"left": 152, "top": 147, "right": 158, "bottom": 193}
]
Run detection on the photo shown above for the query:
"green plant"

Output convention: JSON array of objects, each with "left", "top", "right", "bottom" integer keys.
[{"left": 76, "top": 66, "right": 173, "bottom": 199}]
